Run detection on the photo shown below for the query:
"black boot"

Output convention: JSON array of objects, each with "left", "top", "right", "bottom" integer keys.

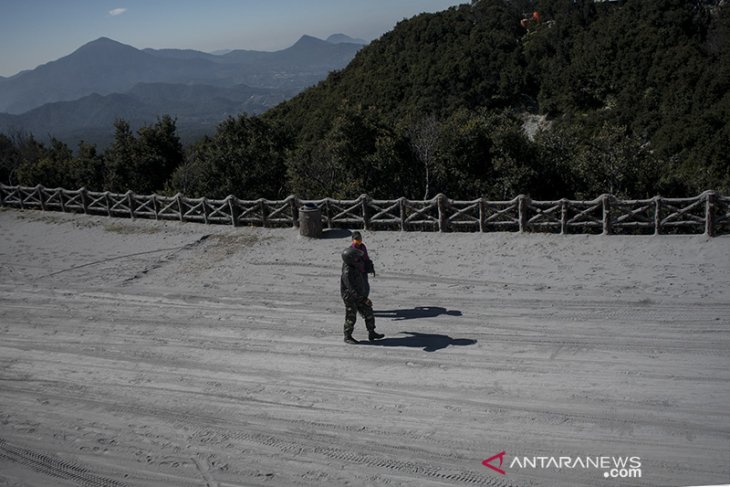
[
  {"left": 368, "top": 330, "right": 384, "bottom": 342},
  {"left": 344, "top": 333, "right": 359, "bottom": 344}
]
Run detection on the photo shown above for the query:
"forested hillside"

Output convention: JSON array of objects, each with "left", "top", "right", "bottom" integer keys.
[
  {"left": 265, "top": 0, "right": 730, "bottom": 199},
  {"left": 2, "top": 0, "right": 728, "bottom": 200}
]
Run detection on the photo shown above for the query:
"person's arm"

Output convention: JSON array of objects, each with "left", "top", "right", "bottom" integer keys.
[
  {"left": 342, "top": 268, "right": 366, "bottom": 303},
  {"left": 361, "top": 243, "right": 375, "bottom": 275}
]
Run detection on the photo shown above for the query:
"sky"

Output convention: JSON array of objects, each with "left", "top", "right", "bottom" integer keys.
[{"left": 0, "top": 0, "right": 467, "bottom": 77}]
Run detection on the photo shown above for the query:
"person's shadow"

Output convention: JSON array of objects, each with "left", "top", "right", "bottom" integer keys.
[
  {"left": 373, "top": 306, "right": 462, "bottom": 321},
  {"left": 362, "top": 332, "right": 476, "bottom": 352}
]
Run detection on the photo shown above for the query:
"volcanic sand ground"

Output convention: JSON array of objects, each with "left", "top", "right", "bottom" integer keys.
[{"left": 0, "top": 208, "right": 729, "bottom": 487}]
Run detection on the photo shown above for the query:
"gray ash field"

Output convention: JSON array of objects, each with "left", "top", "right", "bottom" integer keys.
[{"left": 1, "top": 209, "right": 729, "bottom": 486}]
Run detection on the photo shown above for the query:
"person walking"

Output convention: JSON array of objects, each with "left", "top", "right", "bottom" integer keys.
[
  {"left": 340, "top": 247, "right": 384, "bottom": 344},
  {"left": 350, "top": 231, "right": 375, "bottom": 295},
  {"left": 350, "top": 231, "right": 375, "bottom": 274}
]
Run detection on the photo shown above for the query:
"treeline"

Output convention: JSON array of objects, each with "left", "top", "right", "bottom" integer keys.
[
  {"left": 0, "top": 115, "right": 289, "bottom": 199},
  {"left": 1, "top": 117, "right": 185, "bottom": 196},
  {"left": 1, "top": 0, "right": 728, "bottom": 200}
]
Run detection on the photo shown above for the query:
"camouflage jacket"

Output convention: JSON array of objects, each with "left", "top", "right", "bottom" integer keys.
[{"left": 340, "top": 263, "right": 369, "bottom": 303}]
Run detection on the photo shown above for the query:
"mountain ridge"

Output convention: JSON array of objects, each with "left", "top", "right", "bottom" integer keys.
[
  {"left": 0, "top": 34, "right": 365, "bottom": 145},
  {"left": 0, "top": 35, "right": 363, "bottom": 114},
  {"left": 326, "top": 33, "right": 367, "bottom": 44},
  {"left": 0, "top": 81, "right": 288, "bottom": 147}
]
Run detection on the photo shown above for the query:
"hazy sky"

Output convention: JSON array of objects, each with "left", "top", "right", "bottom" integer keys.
[{"left": 0, "top": 0, "right": 466, "bottom": 77}]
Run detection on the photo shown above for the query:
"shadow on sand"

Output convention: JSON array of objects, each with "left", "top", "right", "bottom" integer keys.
[
  {"left": 373, "top": 306, "right": 463, "bottom": 321},
  {"left": 320, "top": 228, "right": 353, "bottom": 239},
  {"left": 362, "top": 332, "right": 476, "bottom": 352}
]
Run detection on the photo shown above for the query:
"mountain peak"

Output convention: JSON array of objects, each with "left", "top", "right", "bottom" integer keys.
[
  {"left": 90, "top": 36, "right": 117, "bottom": 44},
  {"left": 73, "top": 37, "right": 136, "bottom": 55},
  {"left": 326, "top": 34, "right": 367, "bottom": 45},
  {"left": 292, "top": 35, "right": 327, "bottom": 47},
  {"left": 83, "top": 37, "right": 126, "bottom": 47}
]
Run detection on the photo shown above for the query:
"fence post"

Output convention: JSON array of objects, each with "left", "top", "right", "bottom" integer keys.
[
  {"left": 260, "top": 199, "right": 268, "bottom": 227},
  {"left": 602, "top": 194, "right": 613, "bottom": 235},
  {"left": 705, "top": 190, "right": 716, "bottom": 237},
  {"left": 176, "top": 193, "right": 185, "bottom": 222},
  {"left": 324, "top": 199, "right": 332, "bottom": 229},
  {"left": 399, "top": 197, "right": 407, "bottom": 231},
  {"left": 58, "top": 189, "right": 66, "bottom": 213},
  {"left": 518, "top": 195, "right": 530, "bottom": 233},
  {"left": 437, "top": 194, "right": 448, "bottom": 232},
  {"left": 0, "top": 184, "right": 5, "bottom": 206},
  {"left": 228, "top": 196, "right": 239, "bottom": 227},
  {"left": 126, "top": 191, "right": 135, "bottom": 219},
  {"left": 104, "top": 192, "right": 112, "bottom": 217},
  {"left": 361, "top": 194, "right": 371, "bottom": 230},
  {"left": 654, "top": 196, "right": 662, "bottom": 235},
  {"left": 37, "top": 185, "right": 46, "bottom": 211},
  {"left": 479, "top": 198, "right": 486, "bottom": 233},
  {"left": 290, "top": 196, "right": 300, "bottom": 228},
  {"left": 560, "top": 199, "right": 568, "bottom": 235},
  {"left": 80, "top": 187, "right": 89, "bottom": 214},
  {"left": 202, "top": 197, "right": 209, "bottom": 224}
]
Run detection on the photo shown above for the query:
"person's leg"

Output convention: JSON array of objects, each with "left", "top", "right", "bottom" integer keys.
[
  {"left": 357, "top": 301, "right": 383, "bottom": 341},
  {"left": 344, "top": 302, "right": 359, "bottom": 344}
]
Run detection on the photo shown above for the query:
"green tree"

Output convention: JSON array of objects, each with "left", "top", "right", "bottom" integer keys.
[
  {"left": 434, "top": 109, "right": 538, "bottom": 199},
  {"left": 169, "top": 115, "right": 287, "bottom": 199},
  {"left": 69, "top": 141, "right": 105, "bottom": 190},
  {"left": 104, "top": 116, "right": 183, "bottom": 194},
  {"left": 0, "top": 132, "right": 45, "bottom": 186},
  {"left": 136, "top": 115, "right": 184, "bottom": 193},
  {"left": 16, "top": 138, "right": 75, "bottom": 188},
  {"left": 0, "top": 133, "right": 20, "bottom": 185},
  {"left": 103, "top": 119, "right": 137, "bottom": 192},
  {"left": 286, "top": 104, "right": 413, "bottom": 198},
  {"left": 12, "top": 137, "right": 104, "bottom": 190},
  {"left": 535, "top": 120, "right": 665, "bottom": 199},
  {"left": 573, "top": 122, "right": 656, "bottom": 198}
]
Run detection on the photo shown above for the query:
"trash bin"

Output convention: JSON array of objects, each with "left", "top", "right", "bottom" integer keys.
[{"left": 299, "top": 203, "right": 322, "bottom": 238}]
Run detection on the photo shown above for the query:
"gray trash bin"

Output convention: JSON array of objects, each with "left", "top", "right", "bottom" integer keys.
[{"left": 299, "top": 203, "right": 322, "bottom": 238}]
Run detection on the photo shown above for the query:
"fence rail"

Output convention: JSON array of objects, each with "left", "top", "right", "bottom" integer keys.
[{"left": 1, "top": 184, "right": 728, "bottom": 236}]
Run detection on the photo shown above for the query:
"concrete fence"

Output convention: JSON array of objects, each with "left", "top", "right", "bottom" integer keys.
[{"left": 1, "top": 184, "right": 728, "bottom": 236}]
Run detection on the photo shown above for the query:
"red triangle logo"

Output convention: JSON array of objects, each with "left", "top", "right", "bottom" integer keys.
[{"left": 482, "top": 451, "right": 507, "bottom": 475}]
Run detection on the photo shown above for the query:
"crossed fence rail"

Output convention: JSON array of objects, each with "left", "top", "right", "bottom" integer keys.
[{"left": 1, "top": 184, "right": 728, "bottom": 236}]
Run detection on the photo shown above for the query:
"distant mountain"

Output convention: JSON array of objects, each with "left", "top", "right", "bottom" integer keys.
[
  {"left": 141, "top": 47, "right": 219, "bottom": 62},
  {"left": 0, "top": 35, "right": 363, "bottom": 115},
  {"left": 326, "top": 33, "right": 368, "bottom": 45},
  {"left": 0, "top": 38, "right": 206, "bottom": 114},
  {"left": 220, "top": 35, "right": 360, "bottom": 70},
  {"left": 0, "top": 81, "right": 289, "bottom": 147}
]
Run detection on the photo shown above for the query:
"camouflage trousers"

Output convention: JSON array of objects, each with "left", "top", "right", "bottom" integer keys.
[{"left": 343, "top": 300, "right": 375, "bottom": 335}]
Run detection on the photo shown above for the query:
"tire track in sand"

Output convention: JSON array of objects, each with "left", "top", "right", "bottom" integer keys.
[{"left": 0, "top": 438, "right": 128, "bottom": 487}]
